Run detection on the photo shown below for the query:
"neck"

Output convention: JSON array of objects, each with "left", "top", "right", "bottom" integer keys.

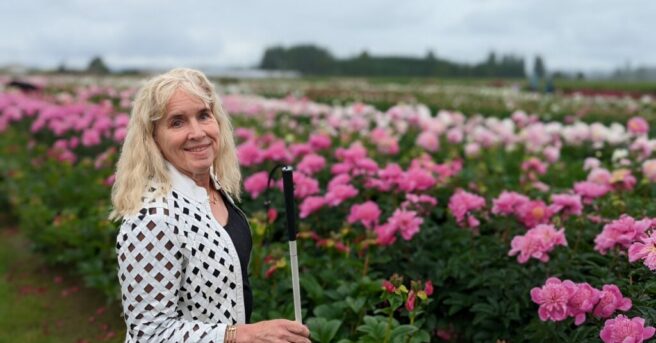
[{"left": 184, "top": 170, "right": 212, "bottom": 194}]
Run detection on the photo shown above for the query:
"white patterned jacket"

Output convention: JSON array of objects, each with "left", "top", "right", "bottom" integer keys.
[{"left": 116, "top": 163, "right": 248, "bottom": 343}]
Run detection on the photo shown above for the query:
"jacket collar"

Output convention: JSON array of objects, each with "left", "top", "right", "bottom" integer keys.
[{"left": 165, "top": 161, "right": 221, "bottom": 204}]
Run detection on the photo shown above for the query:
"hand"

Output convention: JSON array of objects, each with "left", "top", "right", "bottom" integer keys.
[{"left": 235, "top": 319, "right": 311, "bottom": 343}]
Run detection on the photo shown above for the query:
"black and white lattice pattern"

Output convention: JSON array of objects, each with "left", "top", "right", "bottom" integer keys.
[{"left": 116, "top": 185, "right": 245, "bottom": 343}]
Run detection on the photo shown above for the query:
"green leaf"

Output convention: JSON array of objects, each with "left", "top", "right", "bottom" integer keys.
[
  {"left": 307, "top": 317, "right": 342, "bottom": 343},
  {"left": 390, "top": 325, "right": 417, "bottom": 343}
]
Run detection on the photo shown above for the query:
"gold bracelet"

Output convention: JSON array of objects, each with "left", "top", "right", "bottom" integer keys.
[{"left": 225, "top": 325, "right": 237, "bottom": 343}]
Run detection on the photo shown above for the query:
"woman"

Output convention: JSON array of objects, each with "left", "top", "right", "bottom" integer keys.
[{"left": 111, "top": 68, "right": 310, "bottom": 343}]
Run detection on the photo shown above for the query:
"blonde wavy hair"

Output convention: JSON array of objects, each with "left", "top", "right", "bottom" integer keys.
[{"left": 110, "top": 68, "right": 241, "bottom": 220}]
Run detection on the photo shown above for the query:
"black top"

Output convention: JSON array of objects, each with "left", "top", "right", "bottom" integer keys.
[{"left": 219, "top": 191, "right": 253, "bottom": 323}]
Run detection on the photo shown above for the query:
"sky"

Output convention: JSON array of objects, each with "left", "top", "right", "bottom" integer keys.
[{"left": 1, "top": 0, "right": 654, "bottom": 73}]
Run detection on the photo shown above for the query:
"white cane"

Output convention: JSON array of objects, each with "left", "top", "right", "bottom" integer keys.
[{"left": 281, "top": 166, "right": 303, "bottom": 323}]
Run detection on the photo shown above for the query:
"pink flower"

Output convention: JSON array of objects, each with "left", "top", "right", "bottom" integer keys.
[
  {"left": 324, "top": 184, "right": 358, "bottom": 207},
  {"left": 347, "top": 201, "right": 381, "bottom": 230},
  {"left": 387, "top": 208, "right": 424, "bottom": 241},
  {"left": 297, "top": 153, "right": 326, "bottom": 175},
  {"left": 567, "top": 283, "right": 601, "bottom": 326},
  {"left": 234, "top": 128, "right": 255, "bottom": 141},
  {"left": 549, "top": 193, "right": 583, "bottom": 216},
  {"left": 299, "top": 196, "right": 326, "bottom": 218},
  {"left": 584, "top": 157, "right": 601, "bottom": 171},
  {"left": 543, "top": 146, "right": 560, "bottom": 163},
  {"left": 610, "top": 169, "right": 636, "bottom": 191},
  {"left": 397, "top": 168, "right": 436, "bottom": 192},
  {"left": 628, "top": 235, "right": 656, "bottom": 270},
  {"left": 416, "top": 131, "right": 440, "bottom": 152},
  {"left": 243, "top": 171, "right": 269, "bottom": 199},
  {"left": 574, "top": 181, "right": 610, "bottom": 204},
  {"left": 335, "top": 142, "right": 367, "bottom": 164},
  {"left": 448, "top": 190, "right": 486, "bottom": 229},
  {"left": 113, "top": 127, "right": 127, "bottom": 142},
  {"left": 382, "top": 280, "right": 395, "bottom": 293},
  {"left": 405, "top": 290, "right": 416, "bottom": 312},
  {"left": 594, "top": 215, "right": 651, "bottom": 255},
  {"left": 81, "top": 129, "right": 101, "bottom": 147},
  {"left": 446, "top": 128, "right": 463, "bottom": 143},
  {"left": 290, "top": 173, "right": 320, "bottom": 199},
  {"left": 327, "top": 174, "right": 351, "bottom": 190},
  {"left": 492, "top": 191, "right": 529, "bottom": 215},
  {"left": 627, "top": 116, "right": 650, "bottom": 135},
  {"left": 374, "top": 223, "right": 397, "bottom": 246},
  {"left": 515, "top": 200, "right": 553, "bottom": 229},
  {"left": 593, "top": 285, "right": 632, "bottom": 319},
  {"left": 289, "top": 143, "right": 313, "bottom": 159},
  {"left": 522, "top": 157, "right": 548, "bottom": 175},
  {"left": 509, "top": 224, "right": 567, "bottom": 264},
  {"left": 600, "top": 315, "right": 655, "bottom": 343},
  {"left": 642, "top": 159, "right": 656, "bottom": 182},
  {"left": 330, "top": 162, "right": 352, "bottom": 175},
  {"left": 309, "top": 133, "right": 332, "bottom": 150},
  {"left": 263, "top": 141, "right": 291, "bottom": 162},
  {"left": 425, "top": 280, "right": 434, "bottom": 296},
  {"left": 237, "top": 141, "right": 264, "bottom": 167},
  {"left": 530, "top": 277, "right": 577, "bottom": 321},
  {"left": 588, "top": 168, "right": 612, "bottom": 185}
]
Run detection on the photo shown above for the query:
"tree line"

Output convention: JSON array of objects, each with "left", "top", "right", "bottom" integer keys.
[{"left": 260, "top": 44, "right": 527, "bottom": 78}]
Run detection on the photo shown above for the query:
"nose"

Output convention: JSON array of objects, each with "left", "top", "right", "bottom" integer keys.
[{"left": 188, "top": 119, "right": 206, "bottom": 140}]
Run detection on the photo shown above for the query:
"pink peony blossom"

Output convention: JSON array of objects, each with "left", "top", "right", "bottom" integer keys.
[
  {"left": 600, "top": 315, "right": 655, "bottom": 343},
  {"left": 288, "top": 143, "right": 313, "bottom": 159},
  {"left": 610, "top": 169, "right": 637, "bottom": 191},
  {"left": 243, "top": 171, "right": 269, "bottom": 199},
  {"left": 330, "top": 162, "right": 352, "bottom": 175},
  {"left": 405, "top": 290, "right": 416, "bottom": 312},
  {"left": 642, "top": 159, "right": 656, "bottom": 182},
  {"left": 81, "top": 129, "right": 101, "bottom": 147},
  {"left": 416, "top": 131, "right": 440, "bottom": 152},
  {"left": 594, "top": 215, "right": 651, "bottom": 255},
  {"left": 492, "top": 191, "right": 529, "bottom": 215},
  {"left": 588, "top": 168, "right": 612, "bottom": 185},
  {"left": 335, "top": 142, "right": 368, "bottom": 164},
  {"left": 628, "top": 235, "right": 656, "bottom": 271},
  {"left": 425, "top": 280, "right": 434, "bottom": 296},
  {"left": 327, "top": 173, "right": 351, "bottom": 190},
  {"left": 509, "top": 224, "right": 567, "bottom": 264},
  {"left": 522, "top": 157, "right": 548, "bottom": 175},
  {"left": 515, "top": 200, "right": 553, "bottom": 229},
  {"left": 387, "top": 208, "right": 424, "bottom": 241},
  {"left": 374, "top": 223, "right": 397, "bottom": 246},
  {"left": 263, "top": 141, "right": 290, "bottom": 162},
  {"left": 448, "top": 190, "right": 486, "bottom": 229},
  {"left": 308, "top": 133, "right": 332, "bottom": 150},
  {"left": 297, "top": 153, "right": 326, "bottom": 175},
  {"left": 397, "top": 168, "right": 436, "bottom": 192},
  {"left": 530, "top": 277, "right": 577, "bottom": 321},
  {"left": 549, "top": 193, "right": 583, "bottom": 216},
  {"left": 593, "top": 285, "right": 632, "bottom": 319},
  {"left": 574, "top": 181, "right": 610, "bottom": 204},
  {"left": 627, "top": 116, "right": 650, "bottom": 135},
  {"left": 299, "top": 196, "right": 326, "bottom": 218},
  {"left": 584, "top": 157, "right": 601, "bottom": 171},
  {"left": 543, "top": 146, "right": 560, "bottom": 163},
  {"left": 382, "top": 280, "right": 395, "bottom": 293},
  {"left": 290, "top": 173, "right": 320, "bottom": 199},
  {"left": 324, "top": 184, "right": 358, "bottom": 207},
  {"left": 568, "top": 283, "right": 601, "bottom": 326},
  {"left": 237, "top": 141, "right": 264, "bottom": 166},
  {"left": 347, "top": 201, "right": 382, "bottom": 230},
  {"left": 446, "top": 128, "right": 463, "bottom": 144}
]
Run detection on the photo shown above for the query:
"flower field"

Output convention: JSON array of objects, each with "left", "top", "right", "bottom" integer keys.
[{"left": 2, "top": 76, "right": 656, "bottom": 342}]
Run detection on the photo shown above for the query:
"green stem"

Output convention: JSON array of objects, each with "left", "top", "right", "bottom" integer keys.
[{"left": 383, "top": 308, "right": 394, "bottom": 343}]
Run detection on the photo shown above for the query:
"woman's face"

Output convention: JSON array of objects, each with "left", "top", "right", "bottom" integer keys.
[{"left": 154, "top": 88, "right": 220, "bottom": 177}]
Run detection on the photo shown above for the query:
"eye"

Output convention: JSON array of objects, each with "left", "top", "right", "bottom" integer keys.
[
  {"left": 199, "top": 111, "right": 212, "bottom": 120},
  {"left": 170, "top": 118, "right": 184, "bottom": 128}
]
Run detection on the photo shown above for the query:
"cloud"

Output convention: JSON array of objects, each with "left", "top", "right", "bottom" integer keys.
[{"left": 0, "top": 0, "right": 654, "bottom": 71}]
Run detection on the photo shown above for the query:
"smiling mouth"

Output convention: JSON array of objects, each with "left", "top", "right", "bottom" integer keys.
[{"left": 185, "top": 144, "right": 211, "bottom": 152}]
